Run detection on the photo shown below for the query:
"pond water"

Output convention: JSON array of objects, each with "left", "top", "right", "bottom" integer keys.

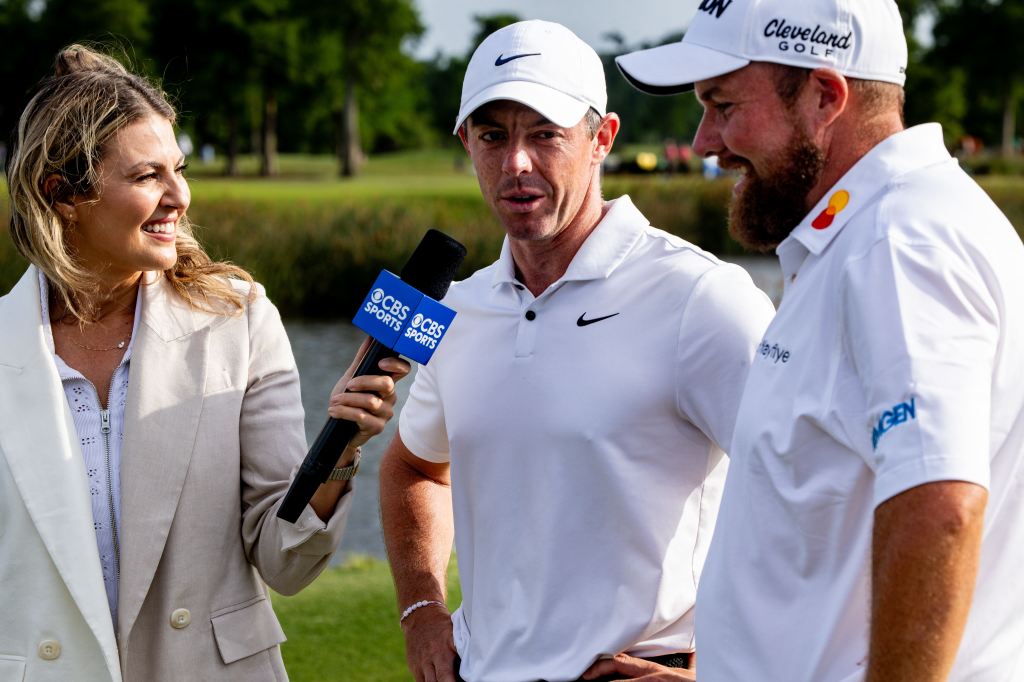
[{"left": 284, "top": 256, "right": 782, "bottom": 565}]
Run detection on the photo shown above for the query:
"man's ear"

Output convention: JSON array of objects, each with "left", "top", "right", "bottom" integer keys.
[
  {"left": 457, "top": 124, "right": 472, "bottom": 155},
  {"left": 44, "top": 174, "right": 77, "bottom": 222},
  {"left": 806, "top": 68, "right": 849, "bottom": 128},
  {"left": 593, "top": 113, "right": 620, "bottom": 163}
]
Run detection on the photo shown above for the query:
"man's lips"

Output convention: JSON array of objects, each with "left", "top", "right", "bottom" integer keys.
[
  {"left": 498, "top": 190, "right": 545, "bottom": 213},
  {"left": 719, "top": 156, "right": 753, "bottom": 195}
]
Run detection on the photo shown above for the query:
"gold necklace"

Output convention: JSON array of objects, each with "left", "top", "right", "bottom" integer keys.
[
  {"left": 66, "top": 334, "right": 131, "bottom": 352},
  {"left": 59, "top": 313, "right": 134, "bottom": 352}
]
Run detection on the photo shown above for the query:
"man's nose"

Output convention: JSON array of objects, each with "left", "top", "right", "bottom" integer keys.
[
  {"left": 692, "top": 110, "right": 722, "bottom": 159},
  {"left": 502, "top": 143, "right": 532, "bottom": 176}
]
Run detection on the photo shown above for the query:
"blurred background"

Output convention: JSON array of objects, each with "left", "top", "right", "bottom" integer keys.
[
  {"left": 1, "top": 3, "right": 1022, "bottom": 678},
  {"left": 0, "top": 0, "right": 1020, "bottom": 174},
  {"left": 0, "top": 0, "right": 1022, "bottom": 307}
]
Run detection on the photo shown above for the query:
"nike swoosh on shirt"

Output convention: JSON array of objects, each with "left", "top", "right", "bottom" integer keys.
[
  {"left": 576, "top": 312, "right": 620, "bottom": 327},
  {"left": 495, "top": 52, "right": 541, "bottom": 66}
]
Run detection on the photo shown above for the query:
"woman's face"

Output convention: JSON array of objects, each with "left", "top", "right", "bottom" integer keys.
[{"left": 66, "top": 114, "right": 190, "bottom": 286}]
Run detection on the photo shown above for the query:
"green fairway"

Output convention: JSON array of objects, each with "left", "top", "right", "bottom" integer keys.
[
  {"left": 186, "top": 149, "right": 481, "bottom": 202},
  {"left": 271, "top": 555, "right": 462, "bottom": 682},
  {"left": 188, "top": 173, "right": 481, "bottom": 202}
]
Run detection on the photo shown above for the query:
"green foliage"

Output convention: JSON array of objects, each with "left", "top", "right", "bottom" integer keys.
[
  {"left": 925, "top": 0, "right": 1024, "bottom": 154},
  {"left": 37, "top": 0, "right": 149, "bottom": 54},
  {"left": 270, "top": 555, "right": 462, "bottom": 682},
  {"left": 186, "top": 192, "right": 501, "bottom": 317},
  {"left": 469, "top": 13, "right": 521, "bottom": 48},
  {"left": 603, "top": 34, "right": 705, "bottom": 146},
  {"left": 5, "top": 0, "right": 1019, "bottom": 165},
  {"left": 302, "top": 0, "right": 428, "bottom": 166},
  {"left": 2, "top": 155, "right": 1022, "bottom": 313}
]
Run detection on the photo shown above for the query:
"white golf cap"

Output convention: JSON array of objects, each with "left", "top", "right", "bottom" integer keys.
[
  {"left": 615, "top": 0, "right": 907, "bottom": 94},
  {"left": 454, "top": 20, "right": 607, "bottom": 134}
]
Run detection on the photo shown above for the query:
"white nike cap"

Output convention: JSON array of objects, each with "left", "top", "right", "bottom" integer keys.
[
  {"left": 615, "top": 0, "right": 907, "bottom": 94},
  {"left": 454, "top": 20, "right": 607, "bottom": 134}
]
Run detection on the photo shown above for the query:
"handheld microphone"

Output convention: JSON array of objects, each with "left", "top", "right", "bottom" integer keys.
[{"left": 277, "top": 229, "right": 466, "bottom": 523}]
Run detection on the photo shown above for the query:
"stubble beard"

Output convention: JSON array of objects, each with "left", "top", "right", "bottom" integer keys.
[{"left": 727, "top": 128, "right": 825, "bottom": 253}]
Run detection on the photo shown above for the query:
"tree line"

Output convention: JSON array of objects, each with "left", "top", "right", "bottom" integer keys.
[{"left": 1, "top": 0, "right": 1019, "bottom": 177}]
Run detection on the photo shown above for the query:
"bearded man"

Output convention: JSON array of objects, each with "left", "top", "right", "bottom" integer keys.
[{"left": 592, "top": 0, "right": 1024, "bottom": 680}]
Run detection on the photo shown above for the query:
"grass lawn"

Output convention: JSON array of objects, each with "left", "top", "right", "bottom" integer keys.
[
  {"left": 186, "top": 149, "right": 483, "bottom": 203},
  {"left": 189, "top": 174, "right": 481, "bottom": 202},
  {"left": 271, "top": 555, "right": 462, "bottom": 682}
]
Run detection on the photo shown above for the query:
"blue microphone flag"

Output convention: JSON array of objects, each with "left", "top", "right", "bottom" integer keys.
[{"left": 352, "top": 270, "right": 456, "bottom": 364}]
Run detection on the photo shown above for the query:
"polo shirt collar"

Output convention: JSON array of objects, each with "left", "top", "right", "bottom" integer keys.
[
  {"left": 779, "top": 123, "right": 950, "bottom": 265},
  {"left": 490, "top": 195, "right": 648, "bottom": 289}
]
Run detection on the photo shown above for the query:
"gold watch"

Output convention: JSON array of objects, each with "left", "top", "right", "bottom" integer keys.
[{"left": 327, "top": 448, "right": 362, "bottom": 481}]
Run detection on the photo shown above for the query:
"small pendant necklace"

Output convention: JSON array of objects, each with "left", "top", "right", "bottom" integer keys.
[
  {"left": 67, "top": 335, "right": 130, "bottom": 352},
  {"left": 58, "top": 308, "right": 134, "bottom": 353}
]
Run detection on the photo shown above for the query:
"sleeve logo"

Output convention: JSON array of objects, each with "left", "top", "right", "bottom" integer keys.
[{"left": 872, "top": 397, "right": 917, "bottom": 450}]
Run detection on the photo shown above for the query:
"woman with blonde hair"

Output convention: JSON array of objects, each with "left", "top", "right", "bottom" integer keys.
[{"left": 0, "top": 45, "right": 408, "bottom": 681}]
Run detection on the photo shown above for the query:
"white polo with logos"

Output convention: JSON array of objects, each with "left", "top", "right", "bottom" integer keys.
[
  {"left": 696, "top": 124, "right": 1024, "bottom": 681},
  {"left": 399, "top": 196, "right": 774, "bottom": 682}
]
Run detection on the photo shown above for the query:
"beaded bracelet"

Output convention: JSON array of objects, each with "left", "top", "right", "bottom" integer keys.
[{"left": 400, "top": 599, "right": 445, "bottom": 623}]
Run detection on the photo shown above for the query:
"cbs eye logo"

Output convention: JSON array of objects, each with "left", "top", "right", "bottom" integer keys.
[
  {"left": 371, "top": 288, "right": 385, "bottom": 303},
  {"left": 412, "top": 313, "right": 425, "bottom": 328}
]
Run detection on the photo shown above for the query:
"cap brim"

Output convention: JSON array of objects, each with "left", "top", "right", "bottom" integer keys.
[
  {"left": 453, "top": 81, "right": 591, "bottom": 134},
  {"left": 615, "top": 41, "right": 750, "bottom": 95}
]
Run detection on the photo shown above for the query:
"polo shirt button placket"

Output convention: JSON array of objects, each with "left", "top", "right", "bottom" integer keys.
[{"left": 515, "top": 307, "right": 539, "bottom": 358}]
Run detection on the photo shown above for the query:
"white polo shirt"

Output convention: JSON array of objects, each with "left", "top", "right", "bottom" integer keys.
[
  {"left": 399, "top": 196, "right": 774, "bottom": 682},
  {"left": 697, "top": 124, "right": 1024, "bottom": 681}
]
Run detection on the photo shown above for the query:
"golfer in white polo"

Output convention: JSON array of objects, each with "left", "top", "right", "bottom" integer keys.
[
  {"left": 592, "top": 0, "right": 1024, "bottom": 680},
  {"left": 379, "top": 19, "right": 774, "bottom": 682}
]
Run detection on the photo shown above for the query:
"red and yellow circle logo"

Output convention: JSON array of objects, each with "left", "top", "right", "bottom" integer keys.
[{"left": 812, "top": 190, "right": 850, "bottom": 230}]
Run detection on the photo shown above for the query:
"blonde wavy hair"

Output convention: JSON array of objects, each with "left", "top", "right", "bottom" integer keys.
[{"left": 7, "top": 44, "right": 252, "bottom": 321}]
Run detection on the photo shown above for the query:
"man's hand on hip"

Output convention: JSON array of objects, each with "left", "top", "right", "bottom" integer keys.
[
  {"left": 401, "top": 606, "right": 458, "bottom": 682},
  {"left": 582, "top": 653, "right": 696, "bottom": 681}
]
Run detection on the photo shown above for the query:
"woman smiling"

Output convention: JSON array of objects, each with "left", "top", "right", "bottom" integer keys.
[{"left": 0, "top": 45, "right": 408, "bottom": 682}]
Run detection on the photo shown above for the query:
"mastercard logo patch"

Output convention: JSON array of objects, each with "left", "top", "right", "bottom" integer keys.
[{"left": 812, "top": 190, "right": 850, "bottom": 230}]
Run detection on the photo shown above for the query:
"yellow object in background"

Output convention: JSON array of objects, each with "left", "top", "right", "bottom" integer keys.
[{"left": 636, "top": 152, "right": 658, "bottom": 171}]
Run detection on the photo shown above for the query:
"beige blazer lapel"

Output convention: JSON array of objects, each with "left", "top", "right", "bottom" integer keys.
[
  {"left": 117, "top": 275, "right": 211, "bottom": 644},
  {"left": 0, "top": 268, "right": 121, "bottom": 679}
]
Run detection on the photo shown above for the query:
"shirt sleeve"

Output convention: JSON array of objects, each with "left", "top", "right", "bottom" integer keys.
[
  {"left": 398, "top": 358, "right": 451, "bottom": 463},
  {"left": 675, "top": 263, "right": 776, "bottom": 453},
  {"left": 841, "top": 235, "right": 999, "bottom": 507}
]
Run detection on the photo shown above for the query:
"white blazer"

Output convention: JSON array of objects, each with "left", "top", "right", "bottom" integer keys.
[{"left": 0, "top": 268, "right": 350, "bottom": 682}]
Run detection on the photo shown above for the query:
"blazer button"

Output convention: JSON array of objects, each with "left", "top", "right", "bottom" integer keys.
[
  {"left": 170, "top": 608, "right": 192, "bottom": 629},
  {"left": 38, "top": 639, "right": 61, "bottom": 660}
]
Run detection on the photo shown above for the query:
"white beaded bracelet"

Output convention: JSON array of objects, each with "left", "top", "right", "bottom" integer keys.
[{"left": 400, "top": 599, "right": 445, "bottom": 623}]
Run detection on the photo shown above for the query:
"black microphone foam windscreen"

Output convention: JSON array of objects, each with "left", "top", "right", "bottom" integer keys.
[{"left": 399, "top": 229, "right": 467, "bottom": 300}]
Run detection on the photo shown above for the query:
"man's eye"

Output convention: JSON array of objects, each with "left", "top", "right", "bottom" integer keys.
[
  {"left": 480, "top": 131, "right": 504, "bottom": 142},
  {"left": 536, "top": 131, "right": 557, "bottom": 140},
  {"left": 715, "top": 102, "right": 733, "bottom": 114}
]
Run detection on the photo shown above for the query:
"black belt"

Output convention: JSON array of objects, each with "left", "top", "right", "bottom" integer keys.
[{"left": 453, "top": 652, "right": 693, "bottom": 682}]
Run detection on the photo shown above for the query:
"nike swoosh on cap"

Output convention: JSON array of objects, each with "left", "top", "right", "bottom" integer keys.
[
  {"left": 495, "top": 52, "right": 541, "bottom": 66},
  {"left": 577, "top": 312, "right": 620, "bottom": 327}
]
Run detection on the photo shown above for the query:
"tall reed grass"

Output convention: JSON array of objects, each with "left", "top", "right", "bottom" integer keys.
[{"left": 2, "top": 175, "right": 1022, "bottom": 316}]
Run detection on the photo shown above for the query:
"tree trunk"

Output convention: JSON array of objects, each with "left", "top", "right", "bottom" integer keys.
[
  {"left": 1002, "top": 87, "right": 1018, "bottom": 159},
  {"left": 225, "top": 109, "right": 239, "bottom": 177},
  {"left": 260, "top": 85, "right": 278, "bottom": 177},
  {"left": 340, "top": 81, "right": 361, "bottom": 177}
]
